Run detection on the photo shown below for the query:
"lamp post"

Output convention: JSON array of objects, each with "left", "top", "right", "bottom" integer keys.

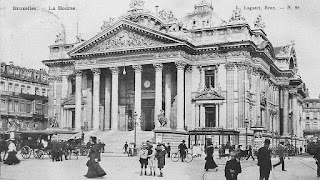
[
  {"left": 244, "top": 119, "right": 250, "bottom": 149},
  {"left": 294, "top": 135, "right": 297, "bottom": 155}
]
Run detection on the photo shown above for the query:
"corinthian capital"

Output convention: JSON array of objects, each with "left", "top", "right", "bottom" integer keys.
[
  {"left": 132, "top": 65, "right": 142, "bottom": 72},
  {"left": 175, "top": 61, "right": 187, "bottom": 70},
  {"left": 225, "top": 62, "right": 236, "bottom": 70},
  {"left": 153, "top": 63, "right": 163, "bottom": 72},
  {"left": 110, "top": 67, "right": 119, "bottom": 74},
  {"left": 74, "top": 70, "right": 83, "bottom": 77},
  {"left": 91, "top": 68, "right": 101, "bottom": 75}
]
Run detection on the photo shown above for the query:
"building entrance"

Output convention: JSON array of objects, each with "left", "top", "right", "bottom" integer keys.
[
  {"left": 205, "top": 106, "right": 216, "bottom": 127},
  {"left": 141, "top": 99, "right": 155, "bottom": 131}
]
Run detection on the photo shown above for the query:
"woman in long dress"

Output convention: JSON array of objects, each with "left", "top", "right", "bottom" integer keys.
[
  {"left": 84, "top": 136, "right": 106, "bottom": 178},
  {"left": 204, "top": 142, "right": 218, "bottom": 171},
  {"left": 4, "top": 139, "right": 20, "bottom": 165}
]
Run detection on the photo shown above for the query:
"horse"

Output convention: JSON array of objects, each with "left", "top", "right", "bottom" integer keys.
[{"left": 0, "top": 139, "right": 9, "bottom": 161}]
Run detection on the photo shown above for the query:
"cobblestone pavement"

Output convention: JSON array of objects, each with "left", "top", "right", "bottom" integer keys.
[{"left": 0, "top": 153, "right": 319, "bottom": 180}]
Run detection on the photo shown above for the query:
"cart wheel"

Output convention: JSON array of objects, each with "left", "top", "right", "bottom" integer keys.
[
  {"left": 171, "top": 153, "right": 179, "bottom": 162},
  {"left": 185, "top": 153, "right": 193, "bottom": 163},
  {"left": 21, "top": 146, "right": 31, "bottom": 159},
  {"left": 33, "top": 149, "right": 40, "bottom": 159},
  {"left": 37, "top": 150, "right": 44, "bottom": 159},
  {"left": 47, "top": 150, "right": 52, "bottom": 159}
]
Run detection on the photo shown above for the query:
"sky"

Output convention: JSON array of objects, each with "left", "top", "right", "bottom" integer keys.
[{"left": 1, "top": 0, "right": 320, "bottom": 98}]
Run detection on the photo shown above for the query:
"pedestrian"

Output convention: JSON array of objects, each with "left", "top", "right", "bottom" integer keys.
[
  {"left": 246, "top": 145, "right": 255, "bottom": 160},
  {"left": 123, "top": 142, "right": 128, "bottom": 154},
  {"left": 178, "top": 140, "right": 187, "bottom": 162},
  {"left": 192, "top": 144, "right": 197, "bottom": 158},
  {"left": 4, "top": 139, "right": 20, "bottom": 165},
  {"left": 284, "top": 144, "right": 290, "bottom": 159},
  {"left": 155, "top": 143, "right": 166, "bottom": 177},
  {"left": 257, "top": 139, "right": 272, "bottom": 180},
  {"left": 148, "top": 144, "right": 157, "bottom": 176},
  {"left": 138, "top": 143, "right": 149, "bottom": 176},
  {"left": 225, "top": 151, "right": 242, "bottom": 180},
  {"left": 166, "top": 143, "right": 171, "bottom": 158},
  {"left": 313, "top": 143, "right": 320, "bottom": 177},
  {"left": 84, "top": 136, "right": 106, "bottom": 178},
  {"left": 299, "top": 146, "right": 302, "bottom": 155},
  {"left": 204, "top": 142, "right": 218, "bottom": 171},
  {"left": 273, "top": 142, "right": 286, "bottom": 171}
]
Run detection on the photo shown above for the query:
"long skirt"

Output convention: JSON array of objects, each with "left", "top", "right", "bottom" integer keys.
[
  {"left": 4, "top": 151, "right": 20, "bottom": 165},
  {"left": 205, "top": 156, "right": 218, "bottom": 170},
  {"left": 85, "top": 160, "right": 106, "bottom": 178}
]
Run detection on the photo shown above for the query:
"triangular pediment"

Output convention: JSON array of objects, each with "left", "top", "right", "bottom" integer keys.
[{"left": 68, "top": 19, "right": 187, "bottom": 56}]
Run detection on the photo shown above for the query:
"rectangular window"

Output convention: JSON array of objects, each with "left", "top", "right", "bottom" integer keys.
[
  {"left": 14, "top": 100, "right": 19, "bottom": 112},
  {"left": 26, "top": 101, "right": 32, "bottom": 113},
  {"left": 313, "top": 122, "right": 318, "bottom": 129},
  {"left": 35, "top": 87, "right": 39, "bottom": 95},
  {"left": 306, "top": 122, "right": 310, "bottom": 130},
  {"left": 42, "top": 88, "right": 46, "bottom": 96},
  {"left": 20, "top": 101, "right": 25, "bottom": 112},
  {"left": 0, "top": 82, "right": 4, "bottom": 91},
  {"left": 0, "top": 99, "right": 7, "bottom": 111},
  {"left": 205, "top": 106, "right": 216, "bottom": 127},
  {"left": 205, "top": 70, "right": 215, "bottom": 88},
  {"left": 14, "top": 84, "right": 19, "bottom": 93},
  {"left": 314, "top": 112, "right": 318, "bottom": 119},
  {"left": 8, "top": 83, "right": 13, "bottom": 92},
  {"left": 27, "top": 86, "right": 31, "bottom": 94},
  {"left": 306, "top": 112, "right": 310, "bottom": 119}
]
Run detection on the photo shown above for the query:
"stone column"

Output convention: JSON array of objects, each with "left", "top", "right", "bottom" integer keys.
[
  {"left": 154, "top": 63, "right": 163, "bottom": 129},
  {"left": 200, "top": 104, "right": 205, "bottom": 127},
  {"left": 237, "top": 63, "right": 246, "bottom": 128},
  {"left": 75, "top": 70, "right": 82, "bottom": 130},
  {"left": 283, "top": 88, "right": 289, "bottom": 135},
  {"left": 110, "top": 67, "right": 119, "bottom": 130},
  {"left": 292, "top": 93, "right": 298, "bottom": 135},
  {"left": 61, "top": 75, "right": 68, "bottom": 98},
  {"left": 92, "top": 68, "right": 101, "bottom": 130},
  {"left": 185, "top": 66, "right": 193, "bottom": 130},
  {"left": 104, "top": 75, "right": 111, "bottom": 130},
  {"left": 255, "top": 69, "right": 261, "bottom": 126},
  {"left": 68, "top": 79, "right": 72, "bottom": 96},
  {"left": 133, "top": 65, "right": 142, "bottom": 130},
  {"left": 165, "top": 72, "right": 172, "bottom": 128},
  {"left": 175, "top": 61, "right": 186, "bottom": 131},
  {"left": 225, "top": 62, "right": 235, "bottom": 129},
  {"left": 200, "top": 66, "right": 205, "bottom": 89}
]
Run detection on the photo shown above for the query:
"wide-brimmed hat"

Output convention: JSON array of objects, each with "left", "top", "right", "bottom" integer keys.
[{"left": 182, "top": 140, "right": 185, "bottom": 143}]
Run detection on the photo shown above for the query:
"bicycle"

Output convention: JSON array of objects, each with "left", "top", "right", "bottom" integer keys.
[{"left": 170, "top": 150, "right": 193, "bottom": 163}]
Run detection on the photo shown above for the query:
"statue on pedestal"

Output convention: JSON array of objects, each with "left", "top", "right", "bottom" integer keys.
[{"left": 157, "top": 109, "right": 167, "bottom": 127}]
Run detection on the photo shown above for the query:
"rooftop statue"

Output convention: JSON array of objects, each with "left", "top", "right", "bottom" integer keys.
[
  {"left": 54, "top": 32, "right": 66, "bottom": 44},
  {"left": 101, "top": 18, "right": 115, "bottom": 31},
  {"left": 254, "top": 15, "right": 265, "bottom": 29},
  {"left": 229, "top": 6, "right": 246, "bottom": 23},
  {"left": 159, "top": 9, "right": 177, "bottom": 22},
  {"left": 129, "top": 0, "right": 145, "bottom": 9}
]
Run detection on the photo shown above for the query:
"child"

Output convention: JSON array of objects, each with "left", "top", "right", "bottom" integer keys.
[
  {"left": 138, "top": 143, "right": 149, "bottom": 176},
  {"left": 225, "top": 151, "right": 242, "bottom": 180},
  {"left": 155, "top": 143, "right": 166, "bottom": 177}
]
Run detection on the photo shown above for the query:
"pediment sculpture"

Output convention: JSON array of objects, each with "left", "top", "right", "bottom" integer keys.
[
  {"left": 254, "top": 15, "right": 265, "bottom": 29},
  {"left": 129, "top": 0, "right": 145, "bottom": 9},
  {"left": 159, "top": 9, "right": 177, "bottom": 22},
  {"left": 87, "top": 30, "right": 164, "bottom": 52}
]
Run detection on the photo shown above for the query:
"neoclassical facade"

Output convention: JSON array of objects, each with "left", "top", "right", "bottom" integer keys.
[{"left": 43, "top": 0, "right": 307, "bottom": 147}]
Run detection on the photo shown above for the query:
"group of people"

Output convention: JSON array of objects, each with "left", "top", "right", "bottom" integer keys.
[
  {"left": 138, "top": 141, "right": 167, "bottom": 177},
  {"left": 2, "top": 139, "right": 20, "bottom": 165}
]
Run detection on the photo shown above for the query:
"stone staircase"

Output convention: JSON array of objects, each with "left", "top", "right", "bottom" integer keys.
[{"left": 81, "top": 130, "right": 155, "bottom": 154}]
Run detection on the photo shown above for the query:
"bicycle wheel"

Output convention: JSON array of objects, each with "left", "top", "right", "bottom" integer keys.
[
  {"left": 21, "top": 146, "right": 31, "bottom": 159},
  {"left": 185, "top": 153, "right": 193, "bottom": 163},
  {"left": 171, "top": 153, "right": 179, "bottom": 162},
  {"left": 47, "top": 150, "right": 52, "bottom": 159},
  {"left": 33, "top": 149, "right": 40, "bottom": 159}
]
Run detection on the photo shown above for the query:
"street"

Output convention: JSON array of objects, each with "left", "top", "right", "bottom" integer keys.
[{"left": 0, "top": 153, "right": 318, "bottom": 180}]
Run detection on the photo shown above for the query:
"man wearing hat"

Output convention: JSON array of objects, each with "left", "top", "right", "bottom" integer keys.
[
  {"left": 178, "top": 140, "right": 187, "bottom": 162},
  {"left": 138, "top": 142, "right": 149, "bottom": 176},
  {"left": 257, "top": 139, "right": 272, "bottom": 180}
]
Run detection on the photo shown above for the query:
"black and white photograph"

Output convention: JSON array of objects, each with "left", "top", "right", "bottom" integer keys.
[{"left": 1, "top": 0, "right": 320, "bottom": 179}]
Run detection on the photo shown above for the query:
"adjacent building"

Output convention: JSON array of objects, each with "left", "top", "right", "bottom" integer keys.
[
  {"left": 303, "top": 98, "right": 320, "bottom": 140},
  {"left": 0, "top": 62, "right": 49, "bottom": 133},
  {"left": 43, "top": 0, "right": 308, "bottom": 148}
]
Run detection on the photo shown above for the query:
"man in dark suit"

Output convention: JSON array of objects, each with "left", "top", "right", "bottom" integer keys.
[
  {"left": 178, "top": 140, "right": 187, "bottom": 162},
  {"left": 257, "top": 139, "right": 272, "bottom": 180},
  {"left": 273, "top": 142, "right": 286, "bottom": 171},
  {"left": 314, "top": 142, "right": 320, "bottom": 177}
]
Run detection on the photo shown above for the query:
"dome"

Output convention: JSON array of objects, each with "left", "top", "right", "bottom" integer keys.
[{"left": 182, "top": 0, "right": 223, "bottom": 30}]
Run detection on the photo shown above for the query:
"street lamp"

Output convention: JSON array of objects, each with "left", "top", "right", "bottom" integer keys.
[{"left": 244, "top": 119, "right": 250, "bottom": 149}]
